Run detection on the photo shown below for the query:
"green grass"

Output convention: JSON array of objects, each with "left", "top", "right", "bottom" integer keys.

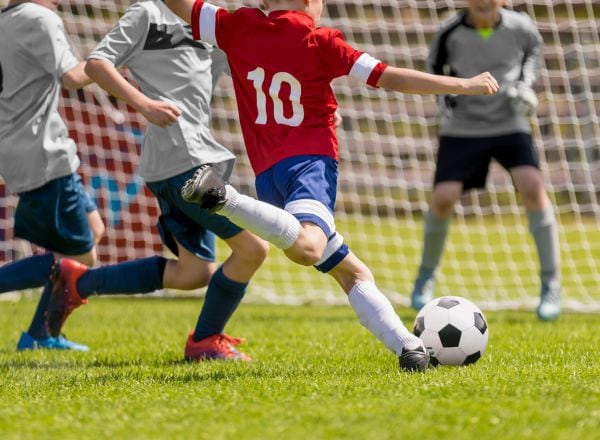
[{"left": 1, "top": 298, "right": 599, "bottom": 439}]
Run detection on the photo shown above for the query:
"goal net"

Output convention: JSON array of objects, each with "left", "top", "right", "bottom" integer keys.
[{"left": 1, "top": 0, "right": 598, "bottom": 311}]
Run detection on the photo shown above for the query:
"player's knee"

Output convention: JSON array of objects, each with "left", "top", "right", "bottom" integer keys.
[
  {"left": 285, "top": 227, "right": 328, "bottom": 265},
  {"left": 520, "top": 182, "right": 546, "bottom": 208},
  {"left": 431, "top": 197, "right": 455, "bottom": 217},
  {"left": 285, "top": 245, "right": 322, "bottom": 266},
  {"left": 167, "top": 258, "right": 214, "bottom": 290},
  {"left": 243, "top": 236, "right": 270, "bottom": 264},
  {"left": 229, "top": 233, "right": 270, "bottom": 268},
  {"left": 179, "top": 266, "right": 213, "bottom": 290}
]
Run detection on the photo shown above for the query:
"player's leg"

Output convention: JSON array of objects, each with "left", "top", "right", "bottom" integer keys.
[
  {"left": 411, "top": 136, "right": 491, "bottom": 310},
  {"left": 149, "top": 166, "right": 267, "bottom": 339},
  {"left": 511, "top": 165, "right": 560, "bottom": 320},
  {"left": 15, "top": 174, "right": 102, "bottom": 351},
  {"left": 324, "top": 249, "right": 429, "bottom": 372},
  {"left": 496, "top": 133, "right": 561, "bottom": 321},
  {"left": 167, "top": 180, "right": 268, "bottom": 360},
  {"left": 411, "top": 182, "right": 462, "bottom": 310},
  {"left": 182, "top": 162, "right": 321, "bottom": 260},
  {"left": 0, "top": 253, "right": 56, "bottom": 294},
  {"left": 185, "top": 230, "right": 268, "bottom": 361},
  {"left": 0, "top": 180, "right": 103, "bottom": 294}
]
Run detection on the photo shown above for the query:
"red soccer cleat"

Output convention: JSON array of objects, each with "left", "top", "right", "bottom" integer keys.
[
  {"left": 184, "top": 332, "right": 252, "bottom": 362},
  {"left": 46, "top": 258, "right": 89, "bottom": 337}
]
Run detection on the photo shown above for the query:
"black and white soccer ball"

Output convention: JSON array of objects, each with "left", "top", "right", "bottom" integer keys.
[{"left": 413, "top": 296, "right": 489, "bottom": 366}]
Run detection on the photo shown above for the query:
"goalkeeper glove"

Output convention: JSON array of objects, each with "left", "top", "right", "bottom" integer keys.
[{"left": 506, "top": 82, "right": 538, "bottom": 116}]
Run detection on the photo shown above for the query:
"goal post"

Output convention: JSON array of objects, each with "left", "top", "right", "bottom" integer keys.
[{"left": 0, "top": 0, "right": 598, "bottom": 311}]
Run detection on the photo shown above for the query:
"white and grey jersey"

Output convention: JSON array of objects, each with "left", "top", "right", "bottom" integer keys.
[
  {"left": 88, "top": 0, "right": 235, "bottom": 182},
  {"left": 427, "top": 8, "right": 544, "bottom": 137},
  {"left": 0, "top": 3, "right": 80, "bottom": 193}
]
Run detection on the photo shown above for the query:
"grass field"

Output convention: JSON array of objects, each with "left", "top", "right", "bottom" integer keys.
[{"left": 1, "top": 298, "right": 599, "bottom": 439}]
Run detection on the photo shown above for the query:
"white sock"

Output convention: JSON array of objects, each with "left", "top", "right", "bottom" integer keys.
[
  {"left": 348, "top": 281, "right": 423, "bottom": 355},
  {"left": 220, "top": 185, "right": 301, "bottom": 250}
]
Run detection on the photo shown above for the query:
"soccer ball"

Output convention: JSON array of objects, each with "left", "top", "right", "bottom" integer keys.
[{"left": 413, "top": 296, "right": 489, "bottom": 366}]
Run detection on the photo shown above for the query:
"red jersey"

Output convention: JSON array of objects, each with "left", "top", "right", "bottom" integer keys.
[{"left": 191, "top": 1, "right": 387, "bottom": 175}]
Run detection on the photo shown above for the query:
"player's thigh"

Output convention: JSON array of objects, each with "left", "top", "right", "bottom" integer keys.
[
  {"left": 492, "top": 133, "right": 539, "bottom": 172},
  {"left": 78, "top": 179, "right": 105, "bottom": 245},
  {"left": 14, "top": 173, "right": 96, "bottom": 262},
  {"left": 434, "top": 136, "right": 493, "bottom": 193},
  {"left": 274, "top": 155, "right": 337, "bottom": 238},
  {"left": 492, "top": 133, "right": 546, "bottom": 208},
  {"left": 162, "top": 238, "right": 215, "bottom": 289}
]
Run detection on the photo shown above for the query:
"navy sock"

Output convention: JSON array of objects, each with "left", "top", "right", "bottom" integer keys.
[
  {"left": 193, "top": 266, "right": 248, "bottom": 341},
  {"left": 76, "top": 256, "right": 166, "bottom": 299},
  {"left": 27, "top": 282, "right": 52, "bottom": 340},
  {"left": 0, "top": 253, "right": 54, "bottom": 294}
]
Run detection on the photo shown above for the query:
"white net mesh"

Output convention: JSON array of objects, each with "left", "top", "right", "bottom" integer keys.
[{"left": 1, "top": 0, "right": 598, "bottom": 311}]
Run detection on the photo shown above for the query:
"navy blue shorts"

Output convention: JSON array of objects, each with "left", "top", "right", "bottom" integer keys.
[
  {"left": 146, "top": 167, "right": 243, "bottom": 262},
  {"left": 255, "top": 155, "right": 338, "bottom": 237},
  {"left": 434, "top": 133, "right": 539, "bottom": 190},
  {"left": 14, "top": 173, "right": 96, "bottom": 255}
]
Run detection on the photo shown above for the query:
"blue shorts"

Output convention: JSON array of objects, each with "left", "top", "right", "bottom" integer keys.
[
  {"left": 255, "top": 155, "right": 338, "bottom": 237},
  {"left": 435, "top": 133, "right": 539, "bottom": 191},
  {"left": 14, "top": 173, "right": 96, "bottom": 255},
  {"left": 146, "top": 167, "right": 243, "bottom": 261}
]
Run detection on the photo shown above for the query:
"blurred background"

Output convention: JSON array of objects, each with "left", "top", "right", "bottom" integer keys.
[{"left": 0, "top": 0, "right": 598, "bottom": 310}]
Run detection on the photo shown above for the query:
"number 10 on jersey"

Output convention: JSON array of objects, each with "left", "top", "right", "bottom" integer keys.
[{"left": 247, "top": 67, "right": 304, "bottom": 127}]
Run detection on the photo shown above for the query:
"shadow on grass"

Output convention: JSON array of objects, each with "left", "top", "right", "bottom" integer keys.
[{"left": 0, "top": 356, "right": 186, "bottom": 370}]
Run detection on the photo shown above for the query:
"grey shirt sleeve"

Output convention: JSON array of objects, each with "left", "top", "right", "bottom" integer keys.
[
  {"left": 518, "top": 13, "right": 544, "bottom": 87},
  {"left": 88, "top": 2, "right": 150, "bottom": 67},
  {"left": 28, "top": 12, "right": 79, "bottom": 77}
]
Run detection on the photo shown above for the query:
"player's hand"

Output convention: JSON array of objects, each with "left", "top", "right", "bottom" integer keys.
[
  {"left": 465, "top": 72, "right": 499, "bottom": 95},
  {"left": 506, "top": 82, "right": 538, "bottom": 116},
  {"left": 333, "top": 110, "right": 343, "bottom": 128},
  {"left": 140, "top": 99, "right": 182, "bottom": 127}
]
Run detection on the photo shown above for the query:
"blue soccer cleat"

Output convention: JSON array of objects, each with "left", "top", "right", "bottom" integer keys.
[
  {"left": 537, "top": 279, "right": 561, "bottom": 321},
  {"left": 16, "top": 331, "right": 89, "bottom": 352}
]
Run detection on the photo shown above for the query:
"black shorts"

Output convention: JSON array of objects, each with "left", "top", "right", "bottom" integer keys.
[{"left": 434, "top": 133, "right": 539, "bottom": 190}]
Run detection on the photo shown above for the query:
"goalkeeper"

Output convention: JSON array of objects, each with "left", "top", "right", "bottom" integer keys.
[{"left": 410, "top": 0, "right": 561, "bottom": 321}]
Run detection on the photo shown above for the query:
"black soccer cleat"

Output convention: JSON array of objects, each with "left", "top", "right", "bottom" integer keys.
[
  {"left": 181, "top": 164, "right": 227, "bottom": 212},
  {"left": 399, "top": 346, "right": 430, "bottom": 372}
]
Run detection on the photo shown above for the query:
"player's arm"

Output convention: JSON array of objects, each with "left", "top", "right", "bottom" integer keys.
[
  {"left": 377, "top": 67, "right": 498, "bottom": 96},
  {"left": 61, "top": 61, "right": 93, "bottom": 90},
  {"left": 85, "top": 59, "right": 181, "bottom": 128},
  {"left": 519, "top": 17, "right": 544, "bottom": 88},
  {"left": 164, "top": 0, "right": 196, "bottom": 25},
  {"left": 322, "top": 30, "right": 498, "bottom": 97}
]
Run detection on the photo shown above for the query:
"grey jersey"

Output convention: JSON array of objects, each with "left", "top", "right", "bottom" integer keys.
[
  {"left": 427, "top": 8, "right": 543, "bottom": 137},
  {"left": 0, "top": 3, "right": 80, "bottom": 193},
  {"left": 88, "top": 0, "right": 234, "bottom": 182}
]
